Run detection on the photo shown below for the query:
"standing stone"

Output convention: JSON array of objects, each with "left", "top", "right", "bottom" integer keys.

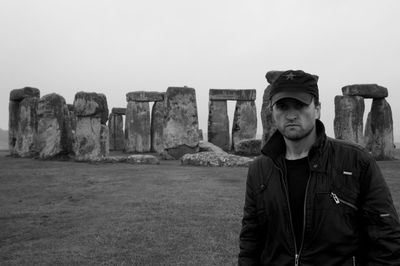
[
  {"left": 365, "top": 98, "right": 394, "bottom": 160},
  {"left": 108, "top": 113, "right": 124, "bottom": 151},
  {"left": 8, "top": 100, "right": 20, "bottom": 155},
  {"left": 342, "top": 84, "right": 388, "bottom": 99},
  {"left": 231, "top": 100, "right": 257, "bottom": 150},
  {"left": 74, "top": 117, "right": 102, "bottom": 161},
  {"left": 151, "top": 99, "right": 166, "bottom": 153},
  {"left": 14, "top": 97, "right": 39, "bottom": 157},
  {"left": 100, "top": 125, "right": 109, "bottom": 157},
  {"left": 163, "top": 87, "right": 200, "bottom": 159},
  {"left": 8, "top": 87, "right": 40, "bottom": 156},
  {"left": 73, "top": 92, "right": 109, "bottom": 161},
  {"left": 73, "top": 92, "right": 109, "bottom": 124},
  {"left": 334, "top": 96, "right": 365, "bottom": 145},
  {"left": 67, "top": 104, "right": 77, "bottom": 134},
  {"left": 125, "top": 101, "right": 151, "bottom": 153},
  {"left": 261, "top": 85, "right": 276, "bottom": 147},
  {"left": 36, "top": 93, "right": 72, "bottom": 159},
  {"left": 208, "top": 100, "right": 230, "bottom": 151}
]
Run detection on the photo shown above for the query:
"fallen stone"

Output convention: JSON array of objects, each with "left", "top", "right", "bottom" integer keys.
[
  {"left": 334, "top": 95, "right": 365, "bottom": 146},
  {"left": 165, "top": 144, "right": 199, "bottom": 160},
  {"left": 127, "top": 154, "right": 160, "bottom": 164},
  {"left": 163, "top": 86, "right": 200, "bottom": 154},
  {"left": 181, "top": 151, "right": 253, "bottom": 167},
  {"left": 342, "top": 84, "right": 388, "bottom": 99},
  {"left": 234, "top": 138, "right": 262, "bottom": 156},
  {"left": 209, "top": 89, "right": 256, "bottom": 101},
  {"left": 111, "top": 107, "right": 126, "bottom": 115},
  {"left": 365, "top": 98, "right": 395, "bottom": 160},
  {"left": 9, "top": 87, "right": 40, "bottom": 101},
  {"left": 73, "top": 92, "right": 109, "bottom": 124},
  {"left": 261, "top": 85, "right": 276, "bottom": 147},
  {"left": 207, "top": 100, "right": 230, "bottom": 151},
  {"left": 231, "top": 100, "right": 257, "bottom": 150},
  {"left": 125, "top": 101, "right": 151, "bottom": 153},
  {"left": 198, "top": 140, "right": 226, "bottom": 154},
  {"left": 126, "top": 91, "right": 164, "bottom": 102}
]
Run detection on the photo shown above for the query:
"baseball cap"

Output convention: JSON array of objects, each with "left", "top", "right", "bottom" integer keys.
[{"left": 269, "top": 70, "right": 319, "bottom": 106}]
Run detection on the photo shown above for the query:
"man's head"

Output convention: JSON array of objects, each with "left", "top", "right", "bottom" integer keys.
[
  {"left": 269, "top": 70, "right": 321, "bottom": 141},
  {"left": 269, "top": 70, "right": 319, "bottom": 106}
]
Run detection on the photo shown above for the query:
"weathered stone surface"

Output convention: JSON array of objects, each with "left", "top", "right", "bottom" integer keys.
[
  {"left": 234, "top": 138, "right": 262, "bottom": 156},
  {"left": 94, "top": 154, "right": 160, "bottom": 164},
  {"left": 73, "top": 92, "right": 109, "bottom": 124},
  {"left": 151, "top": 100, "right": 165, "bottom": 153},
  {"left": 198, "top": 129, "right": 203, "bottom": 141},
  {"left": 163, "top": 87, "right": 200, "bottom": 156},
  {"left": 342, "top": 84, "right": 388, "bottom": 99},
  {"left": 111, "top": 107, "right": 126, "bottom": 115},
  {"left": 73, "top": 117, "right": 103, "bottom": 161},
  {"left": 198, "top": 140, "right": 226, "bottom": 154},
  {"left": 334, "top": 96, "right": 365, "bottom": 145},
  {"left": 12, "top": 97, "right": 39, "bottom": 157},
  {"left": 36, "top": 93, "right": 73, "bottom": 159},
  {"left": 125, "top": 101, "right": 151, "bottom": 153},
  {"left": 108, "top": 113, "right": 124, "bottom": 151},
  {"left": 365, "top": 99, "right": 395, "bottom": 160},
  {"left": 100, "top": 125, "right": 109, "bottom": 158},
  {"left": 209, "top": 89, "right": 256, "bottom": 101},
  {"left": 10, "top": 87, "right": 40, "bottom": 101},
  {"left": 231, "top": 100, "right": 257, "bottom": 150},
  {"left": 208, "top": 100, "right": 230, "bottom": 151},
  {"left": 8, "top": 101, "right": 20, "bottom": 155},
  {"left": 181, "top": 151, "right": 253, "bottom": 167},
  {"left": 126, "top": 91, "right": 164, "bottom": 102},
  {"left": 261, "top": 85, "right": 276, "bottom": 147}
]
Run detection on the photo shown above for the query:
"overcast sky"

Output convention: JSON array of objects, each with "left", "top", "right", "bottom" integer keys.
[{"left": 1, "top": 0, "right": 399, "bottom": 141}]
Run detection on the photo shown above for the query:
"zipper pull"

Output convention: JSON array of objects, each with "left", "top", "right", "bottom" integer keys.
[
  {"left": 331, "top": 192, "right": 340, "bottom": 204},
  {"left": 295, "top": 254, "right": 299, "bottom": 266}
]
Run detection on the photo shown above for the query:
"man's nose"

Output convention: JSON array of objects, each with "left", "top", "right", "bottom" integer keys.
[{"left": 285, "top": 110, "right": 297, "bottom": 120}]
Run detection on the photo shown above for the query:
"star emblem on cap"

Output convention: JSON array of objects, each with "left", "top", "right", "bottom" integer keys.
[{"left": 284, "top": 72, "right": 295, "bottom": 80}]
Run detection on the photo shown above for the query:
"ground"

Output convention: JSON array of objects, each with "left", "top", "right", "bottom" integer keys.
[{"left": 0, "top": 150, "right": 400, "bottom": 265}]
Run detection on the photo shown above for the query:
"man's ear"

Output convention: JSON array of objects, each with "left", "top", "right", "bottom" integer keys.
[{"left": 315, "top": 102, "right": 321, "bottom": 119}]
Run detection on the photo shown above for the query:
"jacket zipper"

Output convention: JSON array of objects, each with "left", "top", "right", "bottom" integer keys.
[
  {"left": 277, "top": 167, "right": 299, "bottom": 265},
  {"left": 330, "top": 192, "right": 358, "bottom": 211},
  {"left": 278, "top": 164, "right": 311, "bottom": 266}
]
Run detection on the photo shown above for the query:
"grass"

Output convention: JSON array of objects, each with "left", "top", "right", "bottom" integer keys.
[{"left": 0, "top": 150, "right": 400, "bottom": 265}]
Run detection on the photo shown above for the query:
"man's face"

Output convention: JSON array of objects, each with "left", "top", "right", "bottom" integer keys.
[{"left": 272, "top": 97, "right": 321, "bottom": 141}]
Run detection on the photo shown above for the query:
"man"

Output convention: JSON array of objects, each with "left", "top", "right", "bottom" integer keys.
[{"left": 238, "top": 70, "right": 400, "bottom": 265}]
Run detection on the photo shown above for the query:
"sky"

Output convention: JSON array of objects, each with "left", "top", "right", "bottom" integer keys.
[{"left": 1, "top": 0, "right": 400, "bottom": 141}]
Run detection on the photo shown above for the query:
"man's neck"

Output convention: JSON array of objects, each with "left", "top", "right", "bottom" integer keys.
[{"left": 284, "top": 128, "right": 317, "bottom": 160}]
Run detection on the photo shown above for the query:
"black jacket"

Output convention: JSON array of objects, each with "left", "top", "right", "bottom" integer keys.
[{"left": 239, "top": 120, "right": 400, "bottom": 265}]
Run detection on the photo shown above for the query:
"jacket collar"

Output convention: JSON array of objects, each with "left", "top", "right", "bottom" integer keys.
[{"left": 261, "top": 119, "right": 327, "bottom": 161}]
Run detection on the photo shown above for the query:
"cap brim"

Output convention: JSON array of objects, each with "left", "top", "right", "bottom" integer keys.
[{"left": 271, "top": 91, "right": 313, "bottom": 106}]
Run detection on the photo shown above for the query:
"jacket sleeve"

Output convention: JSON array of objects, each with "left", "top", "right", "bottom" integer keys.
[
  {"left": 238, "top": 164, "right": 263, "bottom": 266},
  {"left": 360, "top": 157, "right": 400, "bottom": 265}
]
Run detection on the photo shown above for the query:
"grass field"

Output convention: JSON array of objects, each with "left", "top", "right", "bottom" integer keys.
[{"left": 1, "top": 150, "right": 400, "bottom": 265}]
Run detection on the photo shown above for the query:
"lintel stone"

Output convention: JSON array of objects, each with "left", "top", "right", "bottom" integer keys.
[
  {"left": 342, "top": 84, "right": 388, "bottom": 98},
  {"left": 209, "top": 89, "right": 256, "bottom": 101},
  {"left": 10, "top": 87, "right": 40, "bottom": 101},
  {"left": 126, "top": 91, "right": 164, "bottom": 102},
  {"left": 111, "top": 107, "right": 126, "bottom": 115}
]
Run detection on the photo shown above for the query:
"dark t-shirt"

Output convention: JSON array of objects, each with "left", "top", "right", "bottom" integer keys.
[{"left": 285, "top": 156, "right": 310, "bottom": 249}]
